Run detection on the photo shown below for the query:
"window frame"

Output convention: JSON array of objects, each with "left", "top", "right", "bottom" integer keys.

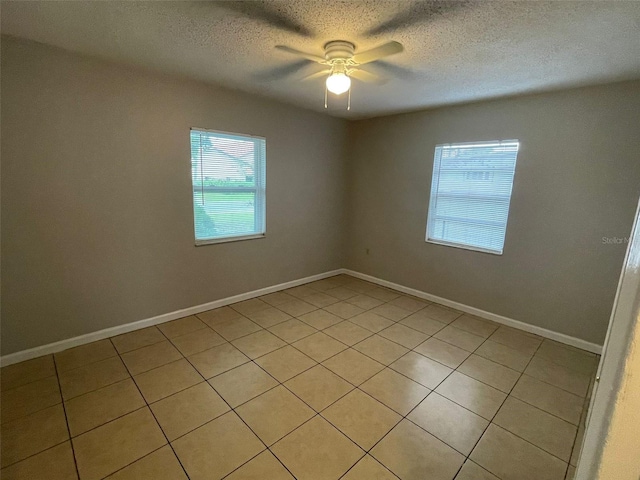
[
  {"left": 425, "top": 140, "right": 519, "bottom": 255},
  {"left": 190, "top": 127, "right": 266, "bottom": 246}
]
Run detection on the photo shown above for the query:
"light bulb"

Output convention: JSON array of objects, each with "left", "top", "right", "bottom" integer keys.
[{"left": 326, "top": 73, "right": 351, "bottom": 95}]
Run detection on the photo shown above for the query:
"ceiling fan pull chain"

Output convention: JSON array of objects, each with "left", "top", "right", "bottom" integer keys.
[
  {"left": 347, "top": 86, "right": 351, "bottom": 111},
  {"left": 324, "top": 85, "right": 328, "bottom": 109}
]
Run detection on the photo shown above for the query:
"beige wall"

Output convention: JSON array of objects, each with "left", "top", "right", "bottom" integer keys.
[
  {"left": 0, "top": 37, "right": 348, "bottom": 354},
  {"left": 346, "top": 81, "right": 640, "bottom": 345}
]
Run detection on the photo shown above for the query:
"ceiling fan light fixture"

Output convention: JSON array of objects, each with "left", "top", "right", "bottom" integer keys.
[{"left": 326, "top": 72, "right": 351, "bottom": 95}]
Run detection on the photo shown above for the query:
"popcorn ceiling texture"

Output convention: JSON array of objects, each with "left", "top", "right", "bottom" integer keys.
[{"left": 2, "top": 0, "right": 640, "bottom": 118}]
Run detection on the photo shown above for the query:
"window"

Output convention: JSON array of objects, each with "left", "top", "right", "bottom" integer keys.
[
  {"left": 426, "top": 140, "right": 519, "bottom": 254},
  {"left": 190, "top": 128, "right": 266, "bottom": 245}
]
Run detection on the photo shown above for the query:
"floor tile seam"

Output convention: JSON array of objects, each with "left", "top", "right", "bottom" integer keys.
[
  {"left": 110, "top": 336, "right": 191, "bottom": 480},
  {"left": 0, "top": 372, "right": 60, "bottom": 396}
]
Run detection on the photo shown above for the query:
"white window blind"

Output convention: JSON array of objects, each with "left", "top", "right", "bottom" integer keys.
[
  {"left": 426, "top": 140, "right": 519, "bottom": 254},
  {"left": 190, "top": 128, "right": 266, "bottom": 245}
]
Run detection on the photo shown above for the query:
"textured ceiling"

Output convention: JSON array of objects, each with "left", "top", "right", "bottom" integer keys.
[{"left": 2, "top": 1, "right": 640, "bottom": 119}]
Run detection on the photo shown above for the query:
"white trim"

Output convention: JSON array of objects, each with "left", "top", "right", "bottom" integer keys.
[
  {"left": 343, "top": 269, "right": 603, "bottom": 354},
  {"left": 1, "top": 267, "right": 603, "bottom": 367},
  {"left": 0, "top": 269, "right": 342, "bottom": 367}
]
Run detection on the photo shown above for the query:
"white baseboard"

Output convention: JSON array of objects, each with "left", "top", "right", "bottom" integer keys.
[
  {"left": 1, "top": 267, "right": 603, "bottom": 366},
  {"left": 0, "top": 269, "right": 343, "bottom": 367},
  {"left": 343, "top": 269, "right": 603, "bottom": 355}
]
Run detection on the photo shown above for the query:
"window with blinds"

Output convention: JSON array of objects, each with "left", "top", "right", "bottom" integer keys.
[
  {"left": 426, "top": 140, "right": 519, "bottom": 254},
  {"left": 190, "top": 128, "right": 266, "bottom": 245}
]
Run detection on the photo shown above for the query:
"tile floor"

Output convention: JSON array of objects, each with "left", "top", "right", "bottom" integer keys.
[{"left": 0, "top": 274, "right": 598, "bottom": 480}]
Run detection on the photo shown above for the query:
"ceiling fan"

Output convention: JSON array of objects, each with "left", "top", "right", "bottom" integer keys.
[{"left": 276, "top": 40, "right": 404, "bottom": 109}]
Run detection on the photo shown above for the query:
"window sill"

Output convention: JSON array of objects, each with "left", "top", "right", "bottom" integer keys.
[
  {"left": 425, "top": 238, "right": 503, "bottom": 255},
  {"left": 195, "top": 233, "right": 265, "bottom": 246}
]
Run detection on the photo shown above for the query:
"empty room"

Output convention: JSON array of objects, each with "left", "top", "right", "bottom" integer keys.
[{"left": 2, "top": 1, "right": 640, "bottom": 479}]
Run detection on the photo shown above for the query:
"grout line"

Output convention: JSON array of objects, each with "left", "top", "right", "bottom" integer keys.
[{"left": 52, "top": 355, "right": 82, "bottom": 480}]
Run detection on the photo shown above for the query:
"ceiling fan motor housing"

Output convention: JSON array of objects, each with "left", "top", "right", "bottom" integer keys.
[{"left": 324, "top": 41, "right": 355, "bottom": 62}]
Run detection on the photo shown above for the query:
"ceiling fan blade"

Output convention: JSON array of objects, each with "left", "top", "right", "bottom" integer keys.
[
  {"left": 364, "top": 1, "right": 470, "bottom": 36},
  {"left": 253, "top": 60, "right": 314, "bottom": 82},
  {"left": 301, "top": 69, "right": 331, "bottom": 81},
  {"left": 349, "top": 69, "right": 387, "bottom": 85},
  {"left": 216, "top": 1, "right": 312, "bottom": 37},
  {"left": 275, "top": 45, "right": 326, "bottom": 63},
  {"left": 352, "top": 41, "right": 403, "bottom": 65},
  {"left": 368, "top": 60, "right": 417, "bottom": 80}
]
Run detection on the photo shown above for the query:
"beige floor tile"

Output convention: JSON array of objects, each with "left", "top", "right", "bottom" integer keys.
[
  {"left": 209, "top": 362, "right": 278, "bottom": 407},
  {"left": 134, "top": 359, "right": 202, "bottom": 403},
  {"left": 434, "top": 325, "right": 485, "bottom": 352},
  {"left": 55, "top": 339, "right": 117, "bottom": 373},
  {"left": 170, "top": 327, "right": 226, "bottom": 356},
  {"left": 245, "top": 306, "right": 293, "bottom": 328},
  {"left": 292, "top": 332, "right": 348, "bottom": 362},
  {"left": 284, "top": 285, "right": 316, "bottom": 298},
  {"left": 298, "top": 309, "right": 344, "bottom": 330},
  {"left": 285, "top": 365, "right": 353, "bottom": 411},
  {"left": 525, "top": 356, "right": 591, "bottom": 397},
  {"left": 493, "top": 397, "right": 577, "bottom": 461},
  {"left": 212, "top": 317, "right": 263, "bottom": 341},
  {"left": 324, "top": 321, "right": 373, "bottom": 346},
  {"left": 65, "top": 378, "right": 145, "bottom": 437},
  {"left": 304, "top": 292, "right": 340, "bottom": 308},
  {"left": 470, "top": 424, "right": 567, "bottom": 480},
  {"left": 450, "top": 315, "right": 499, "bottom": 338},
  {"left": 420, "top": 304, "right": 464, "bottom": 324},
  {"left": 414, "top": 337, "right": 471, "bottom": 368},
  {"left": 369, "top": 304, "right": 412, "bottom": 321},
  {"left": 277, "top": 298, "right": 317, "bottom": 316},
  {"left": 360, "top": 368, "right": 430, "bottom": 415},
  {"left": 371, "top": 419, "right": 464, "bottom": 480},
  {"left": 197, "top": 306, "right": 242, "bottom": 326},
  {"left": 1, "top": 355, "right": 56, "bottom": 391},
  {"left": 323, "top": 349, "right": 384, "bottom": 385},
  {"left": 570, "top": 422, "right": 585, "bottom": 466},
  {"left": 353, "top": 335, "right": 409, "bottom": 365},
  {"left": 236, "top": 385, "right": 315, "bottom": 445},
  {"left": 378, "top": 323, "right": 429, "bottom": 349},
  {"left": 231, "top": 330, "right": 287, "bottom": 359},
  {"left": 111, "top": 327, "right": 166, "bottom": 354},
  {"left": 226, "top": 450, "right": 294, "bottom": 480},
  {"left": 535, "top": 341, "right": 598, "bottom": 376},
  {"left": 260, "top": 291, "right": 297, "bottom": 307},
  {"left": 106, "top": 446, "right": 187, "bottom": 479},
  {"left": 120, "top": 341, "right": 182, "bottom": 375},
  {"left": 325, "top": 301, "right": 366, "bottom": 319},
  {"left": 158, "top": 315, "right": 207, "bottom": 338},
  {"left": 387, "top": 295, "right": 430, "bottom": 313},
  {"left": 172, "top": 411, "right": 265, "bottom": 480},
  {"left": 475, "top": 340, "right": 532, "bottom": 372},
  {"left": 349, "top": 311, "right": 394, "bottom": 333},
  {"left": 365, "top": 286, "right": 401, "bottom": 302},
  {"left": 72, "top": 408, "right": 166, "bottom": 480},
  {"left": 188, "top": 343, "right": 250, "bottom": 379},
  {"left": 401, "top": 311, "right": 448, "bottom": 335},
  {"left": 231, "top": 298, "right": 271, "bottom": 316},
  {"left": 271, "top": 416, "right": 363, "bottom": 480},
  {"left": 309, "top": 278, "right": 344, "bottom": 292},
  {"left": 511, "top": 375, "right": 584, "bottom": 425},
  {"left": 345, "top": 294, "right": 385, "bottom": 310},
  {"left": 151, "top": 382, "right": 230, "bottom": 441},
  {"left": 1, "top": 375, "right": 61, "bottom": 424},
  {"left": 408, "top": 393, "right": 489, "bottom": 455},
  {"left": 324, "top": 286, "right": 359, "bottom": 300},
  {"left": 389, "top": 351, "right": 452, "bottom": 389},
  {"left": 566, "top": 465, "right": 576, "bottom": 480},
  {"left": 255, "top": 345, "right": 317, "bottom": 382},
  {"left": 342, "top": 455, "right": 398, "bottom": 479},
  {"left": 488, "top": 327, "right": 542, "bottom": 355},
  {"left": 455, "top": 460, "right": 500, "bottom": 480},
  {"left": 269, "top": 318, "right": 317, "bottom": 343},
  {"left": 457, "top": 354, "right": 521, "bottom": 393},
  {"left": 0, "top": 404, "right": 69, "bottom": 468},
  {"left": 323, "top": 389, "right": 401, "bottom": 450},
  {"left": 435, "top": 372, "right": 506, "bottom": 420},
  {"left": 0, "top": 441, "right": 77, "bottom": 480},
  {"left": 59, "top": 356, "right": 130, "bottom": 400}
]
